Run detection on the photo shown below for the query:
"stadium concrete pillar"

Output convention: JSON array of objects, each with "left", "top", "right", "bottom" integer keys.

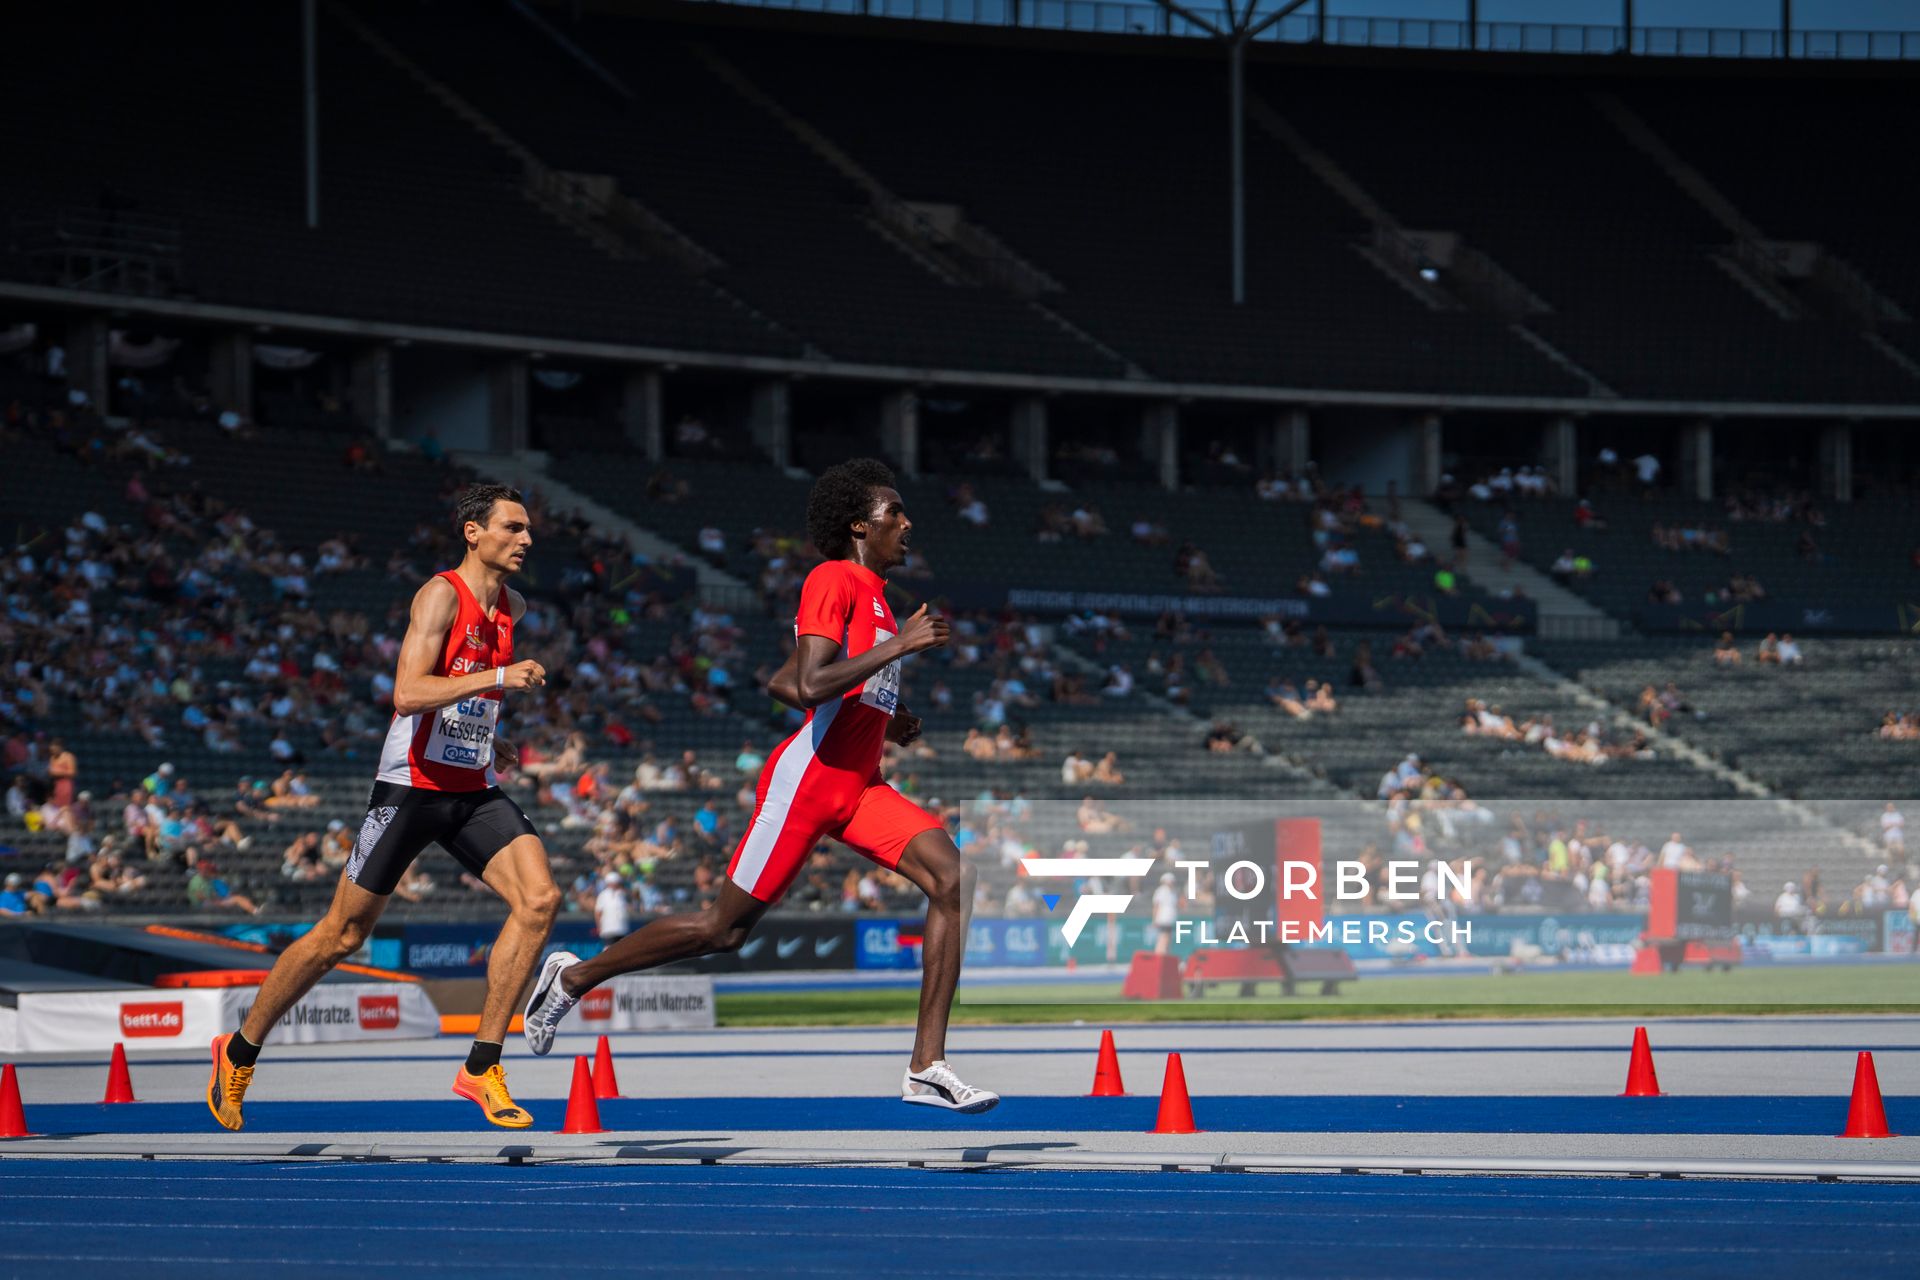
[
  {"left": 488, "top": 358, "right": 529, "bottom": 453},
  {"left": 750, "top": 378, "right": 791, "bottom": 468},
  {"left": 349, "top": 344, "right": 393, "bottom": 440},
  {"left": 1818, "top": 423, "right": 1853, "bottom": 502},
  {"left": 1542, "top": 416, "right": 1577, "bottom": 495},
  {"left": 1413, "top": 412, "right": 1443, "bottom": 496},
  {"left": 63, "top": 316, "right": 109, "bottom": 411},
  {"left": 1009, "top": 396, "right": 1048, "bottom": 483},
  {"left": 622, "top": 367, "right": 664, "bottom": 461},
  {"left": 880, "top": 388, "right": 920, "bottom": 478},
  {"left": 1680, "top": 420, "right": 1714, "bottom": 500},
  {"left": 1140, "top": 402, "right": 1179, "bottom": 490},
  {"left": 1268, "top": 406, "right": 1310, "bottom": 475},
  {"left": 208, "top": 332, "right": 253, "bottom": 419}
]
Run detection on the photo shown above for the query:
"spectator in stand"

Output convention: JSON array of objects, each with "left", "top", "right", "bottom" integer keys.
[
  {"left": 0, "top": 873, "right": 31, "bottom": 916},
  {"left": 1077, "top": 795, "right": 1131, "bottom": 834},
  {"left": 187, "top": 857, "right": 259, "bottom": 914},
  {"left": 46, "top": 739, "right": 76, "bottom": 808},
  {"left": 1712, "top": 632, "right": 1742, "bottom": 667},
  {"left": 280, "top": 831, "right": 326, "bottom": 883},
  {"left": 1882, "top": 804, "right": 1905, "bottom": 855},
  {"left": 1496, "top": 512, "right": 1520, "bottom": 569},
  {"left": 595, "top": 872, "right": 631, "bottom": 943},
  {"left": 1774, "top": 880, "right": 1807, "bottom": 926},
  {"left": 1061, "top": 751, "right": 1094, "bottom": 786},
  {"left": 1268, "top": 677, "right": 1310, "bottom": 719},
  {"left": 953, "top": 483, "right": 990, "bottom": 527},
  {"left": 1757, "top": 632, "right": 1781, "bottom": 664},
  {"left": 1349, "top": 642, "right": 1383, "bottom": 692},
  {"left": 1776, "top": 633, "right": 1804, "bottom": 666},
  {"left": 1151, "top": 872, "right": 1179, "bottom": 955}
]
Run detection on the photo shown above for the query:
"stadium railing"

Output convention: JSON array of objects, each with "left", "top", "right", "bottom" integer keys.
[{"left": 680, "top": 0, "right": 1920, "bottom": 62}]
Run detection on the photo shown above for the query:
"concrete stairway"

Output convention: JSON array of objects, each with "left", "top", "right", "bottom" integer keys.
[{"left": 1400, "top": 499, "right": 1621, "bottom": 640}]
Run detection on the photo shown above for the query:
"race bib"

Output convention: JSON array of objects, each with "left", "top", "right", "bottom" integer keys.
[
  {"left": 427, "top": 694, "right": 499, "bottom": 770},
  {"left": 860, "top": 629, "right": 901, "bottom": 716}
]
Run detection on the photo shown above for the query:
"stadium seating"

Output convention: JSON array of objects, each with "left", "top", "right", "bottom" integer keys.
[
  {"left": 0, "top": 4, "right": 796, "bottom": 357},
  {"left": 1538, "top": 635, "right": 1920, "bottom": 801},
  {"left": 1460, "top": 494, "right": 1920, "bottom": 622}
]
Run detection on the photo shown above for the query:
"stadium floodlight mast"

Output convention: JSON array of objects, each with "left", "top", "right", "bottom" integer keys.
[{"left": 1149, "top": 0, "right": 1313, "bottom": 306}]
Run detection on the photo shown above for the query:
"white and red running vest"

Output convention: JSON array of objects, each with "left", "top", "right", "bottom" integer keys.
[{"left": 375, "top": 570, "right": 512, "bottom": 792}]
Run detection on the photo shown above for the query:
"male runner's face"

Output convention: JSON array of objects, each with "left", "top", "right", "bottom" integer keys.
[
  {"left": 857, "top": 487, "right": 912, "bottom": 570},
  {"left": 467, "top": 500, "right": 532, "bottom": 574}
]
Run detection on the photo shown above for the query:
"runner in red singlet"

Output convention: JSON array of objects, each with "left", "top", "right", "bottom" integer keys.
[
  {"left": 522, "top": 459, "right": 996, "bottom": 1111},
  {"left": 207, "top": 484, "right": 565, "bottom": 1132}
]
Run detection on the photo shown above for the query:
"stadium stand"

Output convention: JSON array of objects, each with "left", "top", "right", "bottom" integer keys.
[
  {"left": 1457, "top": 491, "right": 1920, "bottom": 622},
  {"left": 5, "top": 3, "right": 1914, "bottom": 942},
  {"left": 0, "top": 4, "right": 796, "bottom": 356}
]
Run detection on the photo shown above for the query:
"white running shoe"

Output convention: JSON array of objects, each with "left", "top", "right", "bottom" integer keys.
[
  {"left": 522, "top": 950, "right": 581, "bottom": 1056},
  {"left": 902, "top": 1060, "right": 1000, "bottom": 1114}
]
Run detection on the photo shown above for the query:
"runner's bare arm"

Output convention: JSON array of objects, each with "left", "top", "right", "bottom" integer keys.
[
  {"left": 767, "top": 650, "right": 801, "bottom": 709},
  {"left": 788, "top": 605, "right": 947, "bottom": 709},
  {"left": 391, "top": 578, "right": 546, "bottom": 716}
]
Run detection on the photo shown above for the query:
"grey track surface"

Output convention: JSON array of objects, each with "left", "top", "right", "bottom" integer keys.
[{"left": 13, "top": 1015, "right": 1920, "bottom": 1101}]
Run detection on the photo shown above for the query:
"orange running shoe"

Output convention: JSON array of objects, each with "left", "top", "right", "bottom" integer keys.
[
  {"left": 452, "top": 1063, "right": 534, "bottom": 1129},
  {"left": 206, "top": 1034, "right": 254, "bottom": 1132}
]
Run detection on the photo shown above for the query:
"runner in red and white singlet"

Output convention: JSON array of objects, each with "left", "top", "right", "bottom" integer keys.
[
  {"left": 208, "top": 485, "right": 565, "bottom": 1135},
  {"left": 724, "top": 556, "right": 941, "bottom": 902},
  {"left": 376, "top": 567, "right": 514, "bottom": 792},
  {"left": 522, "top": 459, "right": 998, "bottom": 1112}
]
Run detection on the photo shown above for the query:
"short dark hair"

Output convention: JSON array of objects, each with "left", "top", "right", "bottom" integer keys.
[
  {"left": 806, "top": 458, "right": 896, "bottom": 560},
  {"left": 454, "top": 484, "right": 522, "bottom": 540}
]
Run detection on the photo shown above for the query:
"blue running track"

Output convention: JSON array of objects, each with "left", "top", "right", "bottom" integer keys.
[{"left": 0, "top": 1159, "right": 1912, "bottom": 1279}]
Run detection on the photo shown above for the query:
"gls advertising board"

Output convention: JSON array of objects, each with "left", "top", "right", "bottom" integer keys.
[{"left": 4, "top": 982, "right": 439, "bottom": 1053}]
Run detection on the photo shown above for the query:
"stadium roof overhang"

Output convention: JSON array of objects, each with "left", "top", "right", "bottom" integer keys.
[{"left": 7, "top": 278, "right": 1918, "bottom": 420}]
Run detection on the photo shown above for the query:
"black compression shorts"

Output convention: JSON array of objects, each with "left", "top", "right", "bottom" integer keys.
[{"left": 347, "top": 780, "right": 537, "bottom": 896}]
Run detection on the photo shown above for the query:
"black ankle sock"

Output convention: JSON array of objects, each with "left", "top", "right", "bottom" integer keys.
[
  {"left": 226, "top": 1031, "right": 261, "bottom": 1068},
  {"left": 465, "top": 1040, "right": 503, "bottom": 1076}
]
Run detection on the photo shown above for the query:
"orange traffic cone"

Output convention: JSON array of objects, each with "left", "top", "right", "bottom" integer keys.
[
  {"left": 1840, "top": 1051, "right": 1896, "bottom": 1138},
  {"left": 591, "top": 1035, "right": 622, "bottom": 1100},
  {"left": 1149, "top": 1052, "right": 1199, "bottom": 1134},
  {"left": 1621, "top": 1026, "right": 1662, "bottom": 1097},
  {"left": 1, "top": 1064, "right": 30, "bottom": 1138},
  {"left": 103, "top": 1042, "right": 136, "bottom": 1104},
  {"left": 558, "top": 1055, "right": 603, "bottom": 1134},
  {"left": 1090, "top": 1029, "right": 1126, "bottom": 1097}
]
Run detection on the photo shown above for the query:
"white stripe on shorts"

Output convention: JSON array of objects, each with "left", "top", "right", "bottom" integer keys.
[{"left": 730, "top": 697, "right": 839, "bottom": 894}]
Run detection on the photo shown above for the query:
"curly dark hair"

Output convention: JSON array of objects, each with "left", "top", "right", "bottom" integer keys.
[
  {"left": 806, "top": 458, "right": 896, "bottom": 560},
  {"left": 454, "top": 483, "right": 523, "bottom": 541}
]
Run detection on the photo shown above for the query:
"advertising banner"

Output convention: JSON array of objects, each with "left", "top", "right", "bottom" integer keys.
[
  {"left": 675, "top": 917, "right": 858, "bottom": 973},
  {"left": 11, "top": 981, "right": 437, "bottom": 1052},
  {"left": 574, "top": 975, "right": 715, "bottom": 1031},
  {"left": 223, "top": 982, "right": 440, "bottom": 1045},
  {"left": 855, "top": 919, "right": 921, "bottom": 970},
  {"left": 400, "top": 921, "right": 599, "bottom": 977},
  {"left": 964, "top": 919, "right": 1049, "bottom": 968},
  {"left": 994, "top": 585, "right": 1536, "bottom": 633},
  {"left": 13, "top": 988, "right": 226, "bottom": 1053},
  {"left": 1886, "top": 910, "right": 1916, "bottom": 956}
]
